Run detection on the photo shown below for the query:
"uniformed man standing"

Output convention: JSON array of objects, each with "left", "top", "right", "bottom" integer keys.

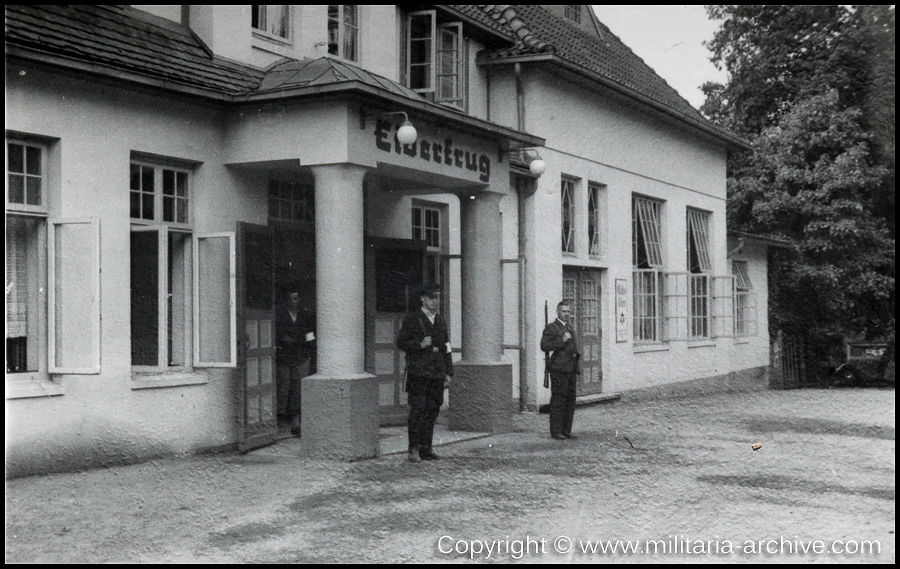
[
  {"left": 540, "top": 301, "right": 581, "bottom": 440},
  {"left": 396, "top": 284, "right": 453, "bottom": 463}
]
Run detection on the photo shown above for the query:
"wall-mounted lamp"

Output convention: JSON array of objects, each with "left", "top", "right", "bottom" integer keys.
[
  {"left": 361, "top": 109, "right": 417, "bottom": 145},
  {"left": 508, "top": 148, "right": 546, "bottom": 176}
]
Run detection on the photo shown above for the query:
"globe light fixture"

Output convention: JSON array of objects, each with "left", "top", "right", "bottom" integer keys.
[
  {"left": 397, "top": 119, "right": 417, "bottom": 145},
  {"left": 529, "top": 155, "right": 546, "bottom": 175}
]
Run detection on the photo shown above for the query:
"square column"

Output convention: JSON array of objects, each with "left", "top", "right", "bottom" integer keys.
[
  {"left": 302, "top": 164, "right": 379, "bottom": 460},
  {"left": 449, "top": 190, "right": 513, "bottom": 433}
]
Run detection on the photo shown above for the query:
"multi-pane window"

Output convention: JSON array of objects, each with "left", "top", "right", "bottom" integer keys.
[
  {"left": 633, "top": 196, "right": 664, "bottom": 342},
  {"left": 436, "top": 23, "right": 464, "bottom": 108},
  {"left": 561, "top": 177, "right": 576, "bottom": 254},
  {"left": 687, "top": 209, "right": 712, "bottom": 338},
  {"left": 328, "top": 5, "right": 359, "bottom": 62},
  {"left": 268, "top": 178, "right": 314, "bottom": 224},
  {"left": 252, "top": 5, "right": 290, "bottom": 40},
  {"left": 407, "top": 11, "right": 466, "bottom": 109},
  {"left": 7, "top": 141, "right": 43, "bottom": 208},
  {"left": 565, "top": 6, "right": 582, "bottom": 24},
  {"left": 412, "top": 204, "right": 441, "bottom": 249},
  {"left": 733, "top": 260, "right": 755, "bottom": 336},
  {"left": 7, "top": 140, "right": 48, "bottom": 375},
  {"left": 130, "top": 162, "right": 193, "bottom": 370},
  {"left": 588, "top": 183, "right": 603, "bottom": 257}
]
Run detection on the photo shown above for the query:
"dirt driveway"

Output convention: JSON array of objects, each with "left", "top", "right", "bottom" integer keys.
[{"left": 6, "top": 388, "right": 895, "bottom": 563}]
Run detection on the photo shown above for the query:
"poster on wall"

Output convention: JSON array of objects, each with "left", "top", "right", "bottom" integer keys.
[{"left": 615, "top": 278, "right": 628, "bottom": 343}]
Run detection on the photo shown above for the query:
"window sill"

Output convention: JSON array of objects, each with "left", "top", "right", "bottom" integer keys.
[
  {"left": 633, "top": 343, "right": 669, "bottom": 354},
  {"left": 734, "top": 338, "right": 752, "bottom": 345},
  {"left": 251, "top": 30, "right": 293, "bottom": 47},
  {"left": 131, "top": 370, "right": 208, "bottom": 390},
  {"left": 688, "top": 341, "right": 717, "bottom": 349},
  {"left": 6, "top": 376, "right": 65, "bottom": 400}
]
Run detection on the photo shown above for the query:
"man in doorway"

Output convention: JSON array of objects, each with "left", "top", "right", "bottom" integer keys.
[
  {"left": 541, "top": 301, "right": 581, "bottom": 440},
  {"left": 396, "top": 284, "right": 453, "bottom": 463},
  {"left": 276, "top": 291, "right": 315, "bottom": 436}
]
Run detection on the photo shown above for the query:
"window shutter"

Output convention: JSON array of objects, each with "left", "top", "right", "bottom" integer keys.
[
  {"left": 48, "top": 218, "right": 101, "bottom": 374},
  {"left": 194, "top": 232, "right": 236, "bottom": 367}
]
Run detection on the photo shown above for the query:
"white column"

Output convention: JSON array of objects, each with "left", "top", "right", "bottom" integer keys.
[
  {"left": 310, "top": 164, "right": 369, "bottom": 376},
  {"left": 459, "top": 190, "right": 504, "bottom": 363}
]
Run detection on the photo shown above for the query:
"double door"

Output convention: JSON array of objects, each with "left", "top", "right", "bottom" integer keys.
[{"left": 562, "top": 267, "right": 603, "bottom": 396}]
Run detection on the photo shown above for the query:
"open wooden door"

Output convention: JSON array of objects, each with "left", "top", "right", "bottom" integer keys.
[
  {"left": 365, "top": 236, "right": 426, "bottom": 426},
  {"left": 563, "top": 266, "right": 603, "bottom": 397},
  {"left": 237, "top": 222, "right": 278, "bottom": 451}
]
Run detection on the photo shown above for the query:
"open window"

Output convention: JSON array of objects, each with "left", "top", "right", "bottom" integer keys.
[
  {"left": 407, "top": 10, "right": 466, "bottom": 109},
  {"left": 632, "top": 196, "right": 664, "bottom": 343}
]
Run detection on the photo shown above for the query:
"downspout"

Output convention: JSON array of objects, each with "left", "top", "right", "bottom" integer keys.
[{"left": 515, "top": 62, "right": 525, "bottom": 131}]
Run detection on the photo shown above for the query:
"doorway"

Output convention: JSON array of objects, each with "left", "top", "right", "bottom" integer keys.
[
  {"left": 562, "top": 266, "right": 603, "bottom": 396},
  {"left": 272, "top": 223, "right": 316, "bottom": 438},
  {"left": 365, "top": 236, "right": 427, "bottom": 426}
]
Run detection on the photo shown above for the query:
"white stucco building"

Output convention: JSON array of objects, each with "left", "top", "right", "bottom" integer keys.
[{"left": 6, "top": 5, "right": 780, "bottom": 477}]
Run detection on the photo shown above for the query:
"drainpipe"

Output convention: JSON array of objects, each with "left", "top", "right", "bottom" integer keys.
[{"left": 515, "top": 62, "right": 525, "bottom": 131}]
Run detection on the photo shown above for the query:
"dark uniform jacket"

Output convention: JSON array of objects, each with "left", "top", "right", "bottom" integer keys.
[
  {"left": 276, "top": 307, "right": 315, "bottom": 367},
  {"left": 540, "top": 319, "right": 581, "bottom": 373},
  {"left": 396, "top": 309, "right": 453, "bottom": 379}
]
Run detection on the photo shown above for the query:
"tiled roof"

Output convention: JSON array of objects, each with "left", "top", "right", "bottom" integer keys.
[
  {"left": 257, "top": 57, "right": 423, "bottom": 100},
  {"left": 5, "top": 5, "right": 263, "bottom": 95},
  {"left": 445, "top": 5, "right": 516, "bottom": 40},
  {"left": 477, "top": 5, "right": 706, "bottom": 121}
]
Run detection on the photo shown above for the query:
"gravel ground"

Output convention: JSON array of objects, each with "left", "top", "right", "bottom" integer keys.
[{"left": 5, "top": 388, "right": 895, "bottom": 564}]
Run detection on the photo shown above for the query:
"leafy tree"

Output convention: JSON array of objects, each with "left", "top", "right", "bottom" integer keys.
[{"left": 701, "top": 6, "right": 895, "bottom": 361}]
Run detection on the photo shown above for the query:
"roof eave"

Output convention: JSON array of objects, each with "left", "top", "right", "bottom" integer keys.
[
  {"left": 478, "top": 52, "right": 751, "bottom": 152},
  {"left": 728, "top": 230, "right": 794, "bottom": 249},
  {"left": 7, "top": 45, "right": 237, "bottom": 102},
  {"left": 240, "top": 82, "right": 545, "bottom": 149},
  {"left": 8, "top": 45, "right": 544, "bottom": 150}
]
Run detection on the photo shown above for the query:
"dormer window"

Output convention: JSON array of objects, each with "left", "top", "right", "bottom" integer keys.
[
  {"left": 328, "top": 5, "right": 359, "bottom": 62},
  {"left": 407, "top": 10, "right": 466, "bottom": 110},
  {"left": 252, "top": 5, "right": 290, "bottom": 40}
]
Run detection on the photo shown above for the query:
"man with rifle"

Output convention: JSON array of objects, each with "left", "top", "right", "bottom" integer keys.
[{"left": 540, "top": 300, "right": 581, "bottom": 440}]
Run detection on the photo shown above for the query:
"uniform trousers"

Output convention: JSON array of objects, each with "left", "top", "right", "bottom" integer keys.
[
  {"left": 406, "top": 373, "right": 444, "bottom": 450},
  {"left": 276, "top": 359, "right": 309, "bottom": 417},
  {"left": 549, "top": 370, "right": 577, "bottom": 436}
]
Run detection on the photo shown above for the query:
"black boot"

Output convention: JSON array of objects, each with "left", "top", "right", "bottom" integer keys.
[{"left": 419, "top": 447, "right": 441, "bottom": 460}]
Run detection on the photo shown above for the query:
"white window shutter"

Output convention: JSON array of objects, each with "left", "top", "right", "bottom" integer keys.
[
  {"left": 48, "top": 217, "right": 101, "bottom": 374},
  {"left": 193, "top": 232, "right": 236, "bottom": 367}
]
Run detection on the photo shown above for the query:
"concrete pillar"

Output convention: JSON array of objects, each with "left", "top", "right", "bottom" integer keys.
[
  {"left": 449, "top": 190, "right": 513, "bottom": 432},
  {"left": 301, "top": 164, "right": 379, "bottom": 460}
]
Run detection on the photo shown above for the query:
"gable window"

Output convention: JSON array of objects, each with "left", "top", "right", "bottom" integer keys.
[
  {"left": 328, "top": 5, "right": 359, "bottom": 62},
  {"left": 565, "top": 6, "right": 582, "bottom": 24},
  {"left": 130, "top": 161, "right": 193, "bottom": 370},
  {"left": 633, "top": 196, "right": 664, "bottom": 343},
  {"left": 252, "top": 5, "right": 290, "bottom": 40},
  {"left": 687, "top": 208, "right": 712, "bottom": 339},
  {"left": 407, "top": 10, "right": 467, "bottom": 110},
  {"left": 733, "top": 260, "right": 756, "bottom": 337},
  {"left": 561, "top": 176, "right": 576, "bottom": 254}
]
